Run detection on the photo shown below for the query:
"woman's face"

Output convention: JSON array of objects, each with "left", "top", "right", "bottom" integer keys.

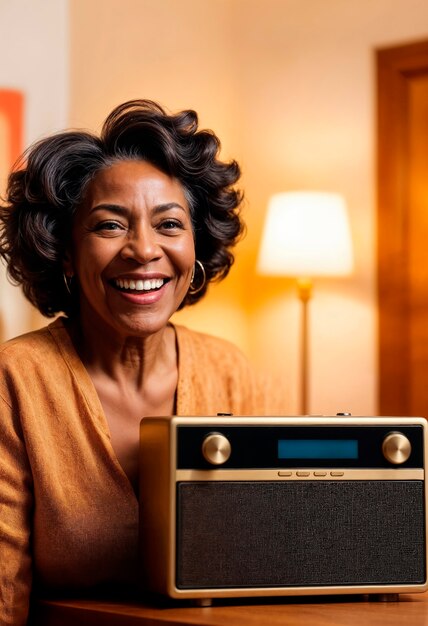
[{"left": 66, "top": 160, "right": 195, "bottom": 339}]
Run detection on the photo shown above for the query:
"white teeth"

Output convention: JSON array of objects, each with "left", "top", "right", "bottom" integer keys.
[{"left": 114, "top": 278, "right": 164, "bottom": 292}]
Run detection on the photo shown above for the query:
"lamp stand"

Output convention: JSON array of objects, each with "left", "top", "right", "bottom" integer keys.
[{"left": 297, "top": 278, "right": 313, "bottom": 415}]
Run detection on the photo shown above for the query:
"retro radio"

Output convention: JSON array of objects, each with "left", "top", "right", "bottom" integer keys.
[{"left": 139, "top": 415, "right": 428, "bottom": 602}]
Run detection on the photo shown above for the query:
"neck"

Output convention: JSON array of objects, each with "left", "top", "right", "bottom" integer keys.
[{"left": 68, "top": 315, "right": 176, "bottom": 390}]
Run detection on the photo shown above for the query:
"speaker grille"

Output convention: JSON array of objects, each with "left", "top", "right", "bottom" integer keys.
[{"left": 176, "top": 481, "right": 425, "bottom": 589}]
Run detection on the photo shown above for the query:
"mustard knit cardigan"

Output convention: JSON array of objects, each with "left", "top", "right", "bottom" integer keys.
[{"left": 0, "top": 318, "right": 285, "bottom": 625}]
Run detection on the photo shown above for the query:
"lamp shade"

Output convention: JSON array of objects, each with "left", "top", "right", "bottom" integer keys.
[{"left": 257, "top": 192, "right": 353, "bottom": 277}]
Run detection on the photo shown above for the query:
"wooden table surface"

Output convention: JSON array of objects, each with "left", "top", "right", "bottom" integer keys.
[{"left": 31, "top": 591, "right": 428, "bottom": 626}]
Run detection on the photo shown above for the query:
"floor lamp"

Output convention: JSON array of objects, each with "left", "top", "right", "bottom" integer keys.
[{"left": 257, "top": 192, "right": 353, "bottom": 415}]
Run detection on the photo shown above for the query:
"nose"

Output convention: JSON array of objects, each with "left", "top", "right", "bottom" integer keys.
[{"left": 120, "top": 223, "right": 161, "bottom": 264}]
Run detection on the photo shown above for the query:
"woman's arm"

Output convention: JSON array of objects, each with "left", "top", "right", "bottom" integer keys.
[{"left": 0, "top": 394, "right": 33, "bottom": 626}]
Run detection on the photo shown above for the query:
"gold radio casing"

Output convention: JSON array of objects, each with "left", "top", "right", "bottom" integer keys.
[{"left": 139, "top": 415, "right": 428, "bottom": 602}]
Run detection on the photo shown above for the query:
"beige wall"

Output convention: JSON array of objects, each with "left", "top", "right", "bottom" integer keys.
[
  {"left": 2, "top": 0, "right": 425, "bottom": 414},
  {"left": 0, "top": 0, "right": 69, "bottom": 339},
  {"left": 68, "top": 0, "right": 428, "bottom": 416}
]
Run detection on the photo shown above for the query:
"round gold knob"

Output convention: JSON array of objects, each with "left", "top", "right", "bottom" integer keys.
[
  {"left": 382, "top": 432, "right": 411, "bottom": 464},
  {"left": 202, "top": 433, "right": 231, "bottom": 465}
]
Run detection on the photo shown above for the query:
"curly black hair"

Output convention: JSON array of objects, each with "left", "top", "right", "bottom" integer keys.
[{"left": 0, "top": 99, "right": 244, "bottom": 317}]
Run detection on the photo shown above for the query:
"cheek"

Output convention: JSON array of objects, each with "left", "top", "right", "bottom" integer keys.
[
  {"left": 172, "top": 237, "right": 195, "bottom": 271},
  {"left": 74, "top": 237, "right": 117, "bottom": 270}
]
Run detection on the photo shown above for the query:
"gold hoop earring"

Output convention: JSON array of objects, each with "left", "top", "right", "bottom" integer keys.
[
  {"left": 188, "top": 260, "right": 206, "bottom": 295},
  {"left": 63, "top": 273, "right": 73, "bottom": 295}
]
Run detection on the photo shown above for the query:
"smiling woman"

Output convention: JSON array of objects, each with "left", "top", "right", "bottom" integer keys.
[
  {"left": 68, "top": 161, "right": 196, "bottom": 339},
  {"left": 0, "top": 100, "right": 286, "bottom": 625}
]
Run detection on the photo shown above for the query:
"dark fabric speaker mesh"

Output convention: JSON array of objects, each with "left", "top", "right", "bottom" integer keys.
[{"left": 176, "top": 481, "right": 425, "bottom": 589}]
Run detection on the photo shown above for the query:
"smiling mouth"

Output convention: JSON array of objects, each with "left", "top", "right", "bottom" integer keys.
[{"left": 112, "top": 278, "right": 167, "bottom": 293}]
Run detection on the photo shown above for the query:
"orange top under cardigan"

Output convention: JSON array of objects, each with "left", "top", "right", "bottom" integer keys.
[{"left": 0, "top": 318, "right": 285, "bottom": 625}]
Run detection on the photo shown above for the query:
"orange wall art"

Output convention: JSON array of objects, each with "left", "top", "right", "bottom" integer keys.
[
  {"left": 0, "top": 89, "right": 24, "bottom": 341},
  {"left": 0, "top": 89, "right": 24, "bottom": 188}
]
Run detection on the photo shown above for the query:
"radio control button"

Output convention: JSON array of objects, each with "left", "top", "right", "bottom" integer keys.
[
  {"left": 330, "top": 471, "right": 344, "bottom": 477},
  {"left": 278, "top": 471, "right": 292, "bottom": 477},
  {"left": 201, "top": 433, "right": 231, "bottom": 465},
  {"left": 296, "top": 471, "right": 310, "bottom": 477},
  {"left": 313, "top": 471, "right": 327, "bottom": 477},
  {"left": 382, "top": 432, "right": 411, "bottom": 464}
]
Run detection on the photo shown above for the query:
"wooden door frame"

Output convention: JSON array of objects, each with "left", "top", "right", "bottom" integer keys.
[{"left": 377, "top": 40, "right": 428, "bottom": 414}]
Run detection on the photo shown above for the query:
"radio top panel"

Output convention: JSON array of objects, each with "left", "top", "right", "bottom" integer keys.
[{"left": 165, "top": 415, "right": 428, "bottom": 470}]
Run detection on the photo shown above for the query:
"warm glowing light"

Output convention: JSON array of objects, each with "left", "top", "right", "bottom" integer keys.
[{"left": 257, "top": 192, "right": 354, "bottom": 277}]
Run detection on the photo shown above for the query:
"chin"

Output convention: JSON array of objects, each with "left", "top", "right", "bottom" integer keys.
[{"left": 114, "top": 312, "right": 173, "bottom": 338}]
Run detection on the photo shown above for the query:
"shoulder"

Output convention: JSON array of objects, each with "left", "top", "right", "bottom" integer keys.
[
  {"left": 175, "top": 324, "right": 252, "bottom": 371},
  {"left": 0, "top": 318, "right": 65, "bottom": 365},
  {"left": 0, "top": 318, "right": 72, "bottom": 402},
  {"left": 174, "top": 324, "right": 287, "bottom": 416}
]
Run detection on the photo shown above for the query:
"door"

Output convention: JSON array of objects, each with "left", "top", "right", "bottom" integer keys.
[{"left": 378, "top": 40, "right": 428, "bottom": 416}]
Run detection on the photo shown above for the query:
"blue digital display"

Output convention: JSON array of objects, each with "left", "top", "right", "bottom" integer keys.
[{"left": 278, "top": 439, "right": 358, "bottom": 460}]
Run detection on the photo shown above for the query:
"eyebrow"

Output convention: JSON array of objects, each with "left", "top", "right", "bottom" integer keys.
[{"left": 89, "top": 202, "right": 188, "bottom": 215}]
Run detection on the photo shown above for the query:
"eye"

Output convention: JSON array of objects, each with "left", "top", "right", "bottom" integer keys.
[
  {"left": 158, "top": 219, "right": 183, "bottom": 231},
  {"left": 92, "top": 220, "right": 126, "bottom": 234}
]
